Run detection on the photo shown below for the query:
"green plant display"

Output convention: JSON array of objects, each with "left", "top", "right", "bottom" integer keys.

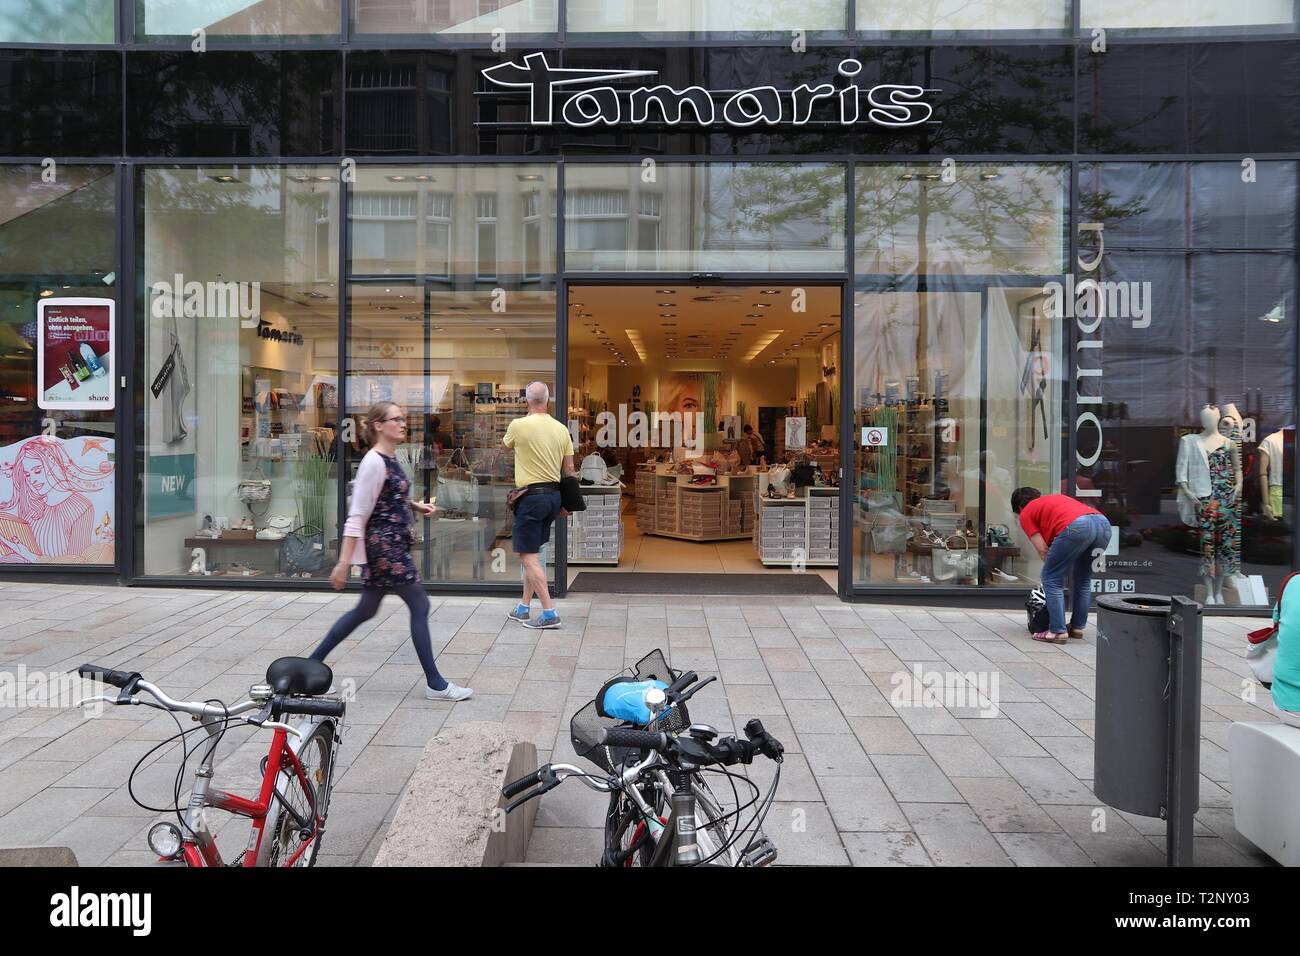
[
  {"left": 294, "top": 452, "right": 334, "bottom": 532},
  {"left": 703, "top": 373, "right": 719, "bottom": 451}
]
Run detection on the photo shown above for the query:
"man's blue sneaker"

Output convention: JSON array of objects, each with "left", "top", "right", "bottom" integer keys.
[
  {"left": 508, "top": 603, "right": 530, "bottom": 623},
  {"left": 522, "top": 610, "right": 560, "bottom": 630}
]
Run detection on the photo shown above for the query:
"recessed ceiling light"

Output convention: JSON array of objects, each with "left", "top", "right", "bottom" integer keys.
[
  {"left": 658, "top": 302, "right": 675, "bottom": 307},
  {"left": 516, "top": 173, "right": 543, "bottom": 182},
  {"left": 659, "top": 314, "right": 676, "bottom": 318},
  {"left": 746, "top": 314, "right": 763, "bottom": 318},
  {"left": 386, "top": 175, "right": 409, "bottom": 183},
  {"left": 760, "top": 289, "right": 781, "bottom": 295},
  {"left": 656, "top": 289, "right": 675, "bottom": 294},
  {"left": 752, "top": 303, "right": 771, "bottom": 308},
  {"left": 569, "top": 302, "right": 584, "bottom": 308}
]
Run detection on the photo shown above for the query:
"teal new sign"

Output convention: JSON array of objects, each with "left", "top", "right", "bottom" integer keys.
[{"left": 148, "top": 454, "right": 195, "bottom": 519}]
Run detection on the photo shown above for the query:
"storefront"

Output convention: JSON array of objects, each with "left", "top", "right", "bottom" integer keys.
[{"left": 0, "top": 1, "right": 1296, "bottom": 611}]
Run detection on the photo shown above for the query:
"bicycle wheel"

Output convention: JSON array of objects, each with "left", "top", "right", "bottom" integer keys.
[
  {"left": 256, "top": 720, "right": 334, "bottom": 868},
  {"left": 603, "top": 790, "right": 658, "bottom": 867},
  {"left": 692, "top": 778, "right": 741, "bottom": 866}
]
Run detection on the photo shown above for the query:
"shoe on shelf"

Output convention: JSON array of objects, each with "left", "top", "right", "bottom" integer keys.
[
  {"left": 990, "top": 568, "right": 1018, "bottom": 583},
  {"left": 426, "top": 682, "right": 474, "bottom": 701},
  {"left": 508, "top": 603, "right": 530, "bottom": 623},
  {"left": 522, "top": 610, "right": 561, "bottom": 630}
]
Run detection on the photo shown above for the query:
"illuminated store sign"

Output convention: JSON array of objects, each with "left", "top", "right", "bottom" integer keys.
[{"left": 480, "top": 52, "right": 936, "bottom": 130}]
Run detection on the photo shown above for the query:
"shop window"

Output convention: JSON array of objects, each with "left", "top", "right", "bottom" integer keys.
[
  {"left": 1080, "top": 0, "right": 1294, "bottom": 32},
  {"left": 476, "top": 194, "right": 499, "bottom": 282},
  {"left": 135, "top": 0, "right": 341, "bottom": 42},
  {"left": 1076, "top": 161, "right": 1297, "bottom": 607},
  {"left": 352, "top": 0, "right": 557, "bottom": 41},
  {"left": 345, "top": 165, "right": 558, "bottom": 584},
  {"left": 0, "top": 165, "right": 117, "bottom": 568},
  {"left": 852, "top": 163, "right": 1068, "bottom": 589},
  {"left": 566, "top": 0, "right": 848, "bottom": 38},
  {"left": 855, "top": 0, "right": 1070, "bottom": 34},
  {"left": 565, "top": 163, "right": 846, "bottom": 273},
  {"left": 139, "top": 166, "right": 341, "bottom": 580},
  {"left": 0, "top": 0, "right": 113, "bottom": 43}
]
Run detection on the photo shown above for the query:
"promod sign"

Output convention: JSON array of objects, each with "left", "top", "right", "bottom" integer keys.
[{"left": 481, "top": 52, "right": 936, "bottom": 129}]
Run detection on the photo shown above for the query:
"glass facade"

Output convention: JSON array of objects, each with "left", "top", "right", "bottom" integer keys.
[
  {"left": 0, "top": 164, "right": 118, "bottom": 566},
  {"left": 0, "top": 4, "right": 1295, "bottom": 610}
]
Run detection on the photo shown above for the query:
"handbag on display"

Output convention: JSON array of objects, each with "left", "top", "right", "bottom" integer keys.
[
  {"left": 436, "top": 448, "right": 480, "bottom": 515},
  {"left": 932, "top": 534, "right": 978, "bottom": 582},
  {"left": 870, "top": 522, "right": 910, "bottom": 555},
  {"left": 281, "top": 525, "right": 325, "bottom": 574},
  {"left": 237, "top": 462, "right": 272, "bottom": 504}
]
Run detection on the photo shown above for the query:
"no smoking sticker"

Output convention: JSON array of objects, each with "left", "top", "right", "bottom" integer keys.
[{"left": 862, "top": 426, "right": 889, "bottom": 446}]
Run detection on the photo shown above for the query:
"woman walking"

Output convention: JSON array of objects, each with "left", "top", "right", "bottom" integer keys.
[{"left": 311, "top": 402, "right": 472, "bottom": 701}]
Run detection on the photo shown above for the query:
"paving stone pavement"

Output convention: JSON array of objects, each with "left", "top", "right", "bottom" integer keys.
[{"left": 0, "top": 581, "right": 1281, "bottom": 867}]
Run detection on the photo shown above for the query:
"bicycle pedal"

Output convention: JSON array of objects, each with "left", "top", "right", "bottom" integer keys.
[{"left": 742, "top": 837, "right": 777, "bottom": 868}]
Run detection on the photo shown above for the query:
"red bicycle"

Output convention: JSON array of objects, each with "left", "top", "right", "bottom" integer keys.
[{"left": 77, "top": 657, "right": 345, "bottom": 867}]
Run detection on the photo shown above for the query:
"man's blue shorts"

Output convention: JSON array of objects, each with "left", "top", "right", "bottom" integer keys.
[{"left": 512, "top": 489, "right": 561, "bottom": 555}]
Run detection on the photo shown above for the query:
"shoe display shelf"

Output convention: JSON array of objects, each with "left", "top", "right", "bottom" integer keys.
[
  {"left": 567, "top": 486, "right": 624, "bottom": 565},
  {"left": 637, "top": 464, "right": 757, "bottom": 542},
  {"left": 753, "top": 482, "right": 840, "bottom": 567}
]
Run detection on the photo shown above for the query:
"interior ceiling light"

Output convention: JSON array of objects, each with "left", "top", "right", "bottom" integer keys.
[
  {"left": 751, "top": 303, "right": 771, "bottom": 308},
  {"left": 569, "top": 302, "right": 584, "bottom": 308},
  {"left": 760, "top": 289, "right": 781, "bottom": 295},
  {"left": 746, "top": 313, "right": 764, "bottom": 318},
  {"left": 516, "top": 173, "right": 543, "bottom": 182},
  {"left": 743, "top": 330, "right": 783, "bottom": 362},
  {"left": 658, "top": 302, "right": 675, "bottom": 307},
  {"left": 656, "top": 289, "right": 675, "bottom": 294},
  {"left": 623, "top": 329, "right": 648, "bottom": 362},
  {"left": 210, "top": 174, "right": 239, "bottom": 183},
  {"left": 659, "top": 314, "right": 676, "bottom": 318},
  {"left": 740, "top": 322, "right": 756, "bottom": 327}
]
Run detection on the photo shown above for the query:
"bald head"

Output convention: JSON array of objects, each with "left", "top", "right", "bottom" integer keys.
[{"left": 525, "top": 381, "right": 550, "bottom": 409}]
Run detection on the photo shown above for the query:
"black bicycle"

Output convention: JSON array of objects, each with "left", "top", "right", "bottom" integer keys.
[{"left": 502, "top": 650, "right": 784, "bottom": 867}]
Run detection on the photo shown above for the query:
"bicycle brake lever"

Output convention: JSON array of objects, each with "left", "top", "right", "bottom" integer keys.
[
  {"left": 74, "top": 694, "right": 124, "bottom": 708},
  {"left": 247, "top": 717, "right": 302, "bottom": 739}
]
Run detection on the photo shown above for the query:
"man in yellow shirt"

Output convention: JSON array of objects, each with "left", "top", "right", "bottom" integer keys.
[{"left": 503, "top": 381, "right": 575, "bottom": 628}]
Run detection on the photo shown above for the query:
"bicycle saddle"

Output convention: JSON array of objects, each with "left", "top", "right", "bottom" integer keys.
[{"left": 265, "top": 657, "right": 333, "bottom": 697}]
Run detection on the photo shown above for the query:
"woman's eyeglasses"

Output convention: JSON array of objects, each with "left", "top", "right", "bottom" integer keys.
[{"left": 379, "top": 415, "right": 407, "bottom": 424}]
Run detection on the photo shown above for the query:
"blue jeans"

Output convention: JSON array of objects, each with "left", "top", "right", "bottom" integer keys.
[
  {"left": 1040, "top": 513, "right": 1111, "bottom": 634},
  {"left": 309, "top": 583, "right": 447, "bottom": 691}
]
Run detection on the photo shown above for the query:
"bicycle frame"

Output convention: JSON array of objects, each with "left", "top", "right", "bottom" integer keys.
[{"left": 173, "top": 711, "right": 339, "bottom": 868}]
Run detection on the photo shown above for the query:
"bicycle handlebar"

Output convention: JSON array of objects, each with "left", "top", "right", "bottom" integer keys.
[
  {"left": 77, "top": 663, "right": 141, "bottom": 691},
  {"left": 271, "top": 696, "right": 345, "bottom": 720},
  {"left": 598, "top": 727, "right": 670, "bottom": 751}
]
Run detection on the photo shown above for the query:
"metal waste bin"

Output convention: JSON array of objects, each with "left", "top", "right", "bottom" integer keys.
[{"left": 1094, "top": 594, "right": 1181, "bottom": 817}]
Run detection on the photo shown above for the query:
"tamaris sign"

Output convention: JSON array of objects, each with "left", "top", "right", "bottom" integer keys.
[{"left": 480, "top": 52, "right": 936, "bottom": 129}]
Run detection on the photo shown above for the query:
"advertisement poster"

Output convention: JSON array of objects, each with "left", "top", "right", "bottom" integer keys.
[
  {"left": 785, "top": 417, "right": 807, "bottom": 449},
  {"left": 37, "top": 298, "right": 115, "bottom": 411},
  {"left": 146, "top": 453, "right": 196, "bottom": 520},
  {"left": 0, "top": 435, "right": 115, "bottom": 565}
]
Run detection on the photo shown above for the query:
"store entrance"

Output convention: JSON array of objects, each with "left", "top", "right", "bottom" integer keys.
[{"left": 564, "top": 283, "right": 843, "bottom": 593}]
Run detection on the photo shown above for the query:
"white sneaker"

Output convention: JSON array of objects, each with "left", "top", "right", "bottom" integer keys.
[{"left": 425, "top": 682, "right": 473, "bottom": 701}]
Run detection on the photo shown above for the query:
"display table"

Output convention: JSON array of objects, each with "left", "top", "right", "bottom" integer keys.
[{"left": 635, "top": 464, "right": 756, "bottom": 541}]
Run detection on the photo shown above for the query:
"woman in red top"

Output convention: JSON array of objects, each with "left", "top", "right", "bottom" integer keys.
[{"left": 1011, "top": 487, "right": 1112, "bottom": 644}]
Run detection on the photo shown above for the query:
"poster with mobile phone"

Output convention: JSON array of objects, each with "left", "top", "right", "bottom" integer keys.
[{"left": 37, "top": 298, "right": 115, "bottom": 411}]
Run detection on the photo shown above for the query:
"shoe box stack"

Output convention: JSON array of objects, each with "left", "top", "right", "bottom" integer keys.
[
  {"left": 568, "top": 488, "right": 623, "bottom": 563},
  {"left": 656, "top": 487, "right": 678, "bottom": 532},
  {"left": 808, "top": 494, "right": 839, "bottom": 561},
  {"left": 725, "top": 496, "right": 754, "bottom": 535},
  {"left": 680, "top": 490, "right": 722, "bottom": 538},
  {"left": 635, "top": 470, "right": 656, "bottom": 530},
  {"left": 755, "top": 499, "right": 806, "bottom": 563}
]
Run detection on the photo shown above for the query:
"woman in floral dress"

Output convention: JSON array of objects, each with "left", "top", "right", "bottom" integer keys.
[{"left": 311, "top": 401, "right": 472, "bottom": 701}]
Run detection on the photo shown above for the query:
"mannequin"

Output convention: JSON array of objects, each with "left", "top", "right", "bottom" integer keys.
[
  {"left": 1260, "top": 428, "right": 1287, "bottom": 519},
  {"left": 1176, "top": 406, "right": 1242, "bottom": 604}
]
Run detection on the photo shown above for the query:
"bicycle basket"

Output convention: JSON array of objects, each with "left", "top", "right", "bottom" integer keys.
[{"left": 569, "top": 648, "right": 692, "bottom": 774}]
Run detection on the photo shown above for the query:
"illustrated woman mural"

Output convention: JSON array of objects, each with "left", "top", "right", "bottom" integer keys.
[{"left": 0, "top": 436, "right": 108, "bottom": 563}]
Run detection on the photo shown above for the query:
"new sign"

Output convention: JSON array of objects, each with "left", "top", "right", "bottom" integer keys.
[{"left": 480, "top": 52, "right": 936, "bottom": 130}]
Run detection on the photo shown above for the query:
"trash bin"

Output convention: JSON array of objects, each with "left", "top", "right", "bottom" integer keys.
[{"left": 1094, "top": 594, "right": 1179, "bottom": 817}]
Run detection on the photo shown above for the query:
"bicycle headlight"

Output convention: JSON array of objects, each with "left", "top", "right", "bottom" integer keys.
[{"left": 147, "top": 822, "right": 183, "bottom": 859}]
